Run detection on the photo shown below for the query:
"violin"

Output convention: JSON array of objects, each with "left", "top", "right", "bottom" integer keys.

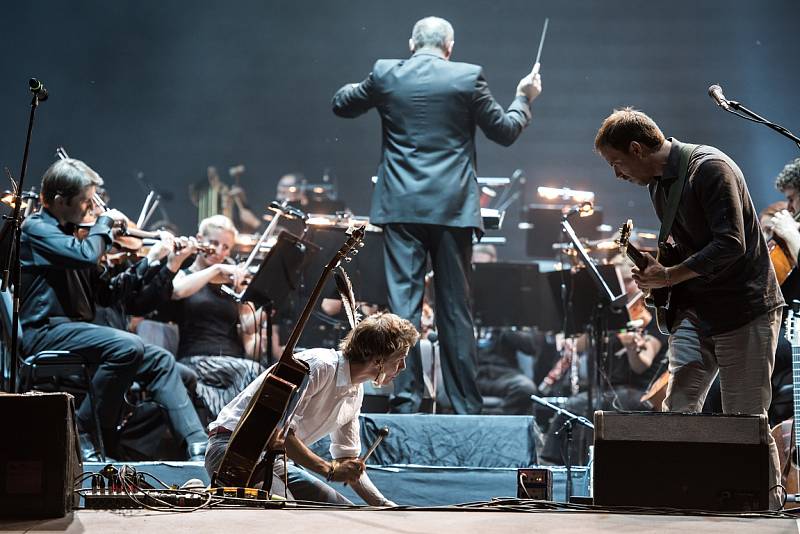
[
  {"left": 88, "top": 192, "right": 210, "bottom": 252},
  {"left": 78, "top": 193, "right": 216, "bottom": 261}
]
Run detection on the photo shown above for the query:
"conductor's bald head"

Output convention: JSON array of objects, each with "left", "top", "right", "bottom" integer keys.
[{"left": 409, "top": 16, "right": 454, "bottom": 58}]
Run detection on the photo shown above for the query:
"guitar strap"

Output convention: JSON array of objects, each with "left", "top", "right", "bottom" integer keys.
[{"left": 656, "top": 142, "right": 699, "bottom": 255}]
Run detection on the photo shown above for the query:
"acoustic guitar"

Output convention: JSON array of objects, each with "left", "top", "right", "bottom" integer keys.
[
  {"left": 616, "top": 219, "right": 674, "bottom": 335},
  {"left": 212, "top": 225, "right": 365, "bottom": 488}
]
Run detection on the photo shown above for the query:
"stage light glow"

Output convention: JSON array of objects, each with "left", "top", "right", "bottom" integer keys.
[
  {"left": 1, "top": 192, "right": 27, "bottom": 210},
  {"left": 537, "top": 186, "right": 595, "bottom": 203}
]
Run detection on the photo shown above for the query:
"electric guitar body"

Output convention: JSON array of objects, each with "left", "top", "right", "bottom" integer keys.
[{"left": 617, "top": 219, "right": 674, "bottom": 335}]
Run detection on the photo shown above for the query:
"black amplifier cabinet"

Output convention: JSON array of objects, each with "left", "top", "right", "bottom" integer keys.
[
  {"left": 0, "top": 392, "right": 82, "bottom": 518},
  {"left": 593, "top": 411, "right": 769, "bottom": 511}
]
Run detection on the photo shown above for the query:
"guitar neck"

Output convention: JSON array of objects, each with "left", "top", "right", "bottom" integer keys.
[
  {"left": 279, "top": 264, "right": 335, "bottom": 363},
  {"left": 794, "top": 344, "right": 800, "bottom": 453},
  {"left": 625, "top": 242, "right": 649, "bottom": 271}
]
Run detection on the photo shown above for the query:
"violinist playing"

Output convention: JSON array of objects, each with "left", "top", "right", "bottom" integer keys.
[
  {"left": 19, "top": 157, "right": 208, "bottom": 461},
  {"left": 167, "top": 214, "right": 267, "bottom": 422}
]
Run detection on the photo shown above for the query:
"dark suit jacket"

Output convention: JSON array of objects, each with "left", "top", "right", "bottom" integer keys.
[{"left": 332, "top": 51, "right": 531, "bottom": 231}]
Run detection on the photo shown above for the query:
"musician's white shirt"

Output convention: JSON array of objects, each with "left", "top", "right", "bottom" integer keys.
[{"left": 211, "top": 348, "right": 363, "bottom": 459}]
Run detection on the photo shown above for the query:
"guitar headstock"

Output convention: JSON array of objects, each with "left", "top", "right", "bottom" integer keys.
[
  {"left": 786, "top": 300, "right": 800, "bottom": 348},
  {"left": 616, "top": 219, "right": 633, "bottom": 254},
  {"left": 327, "top": 223, "right": 365, "bottom": 269}
]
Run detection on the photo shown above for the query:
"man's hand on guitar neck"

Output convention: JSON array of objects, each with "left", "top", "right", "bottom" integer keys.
[{"left": 632, "top": 252, "right": 700, "bottom": 290}]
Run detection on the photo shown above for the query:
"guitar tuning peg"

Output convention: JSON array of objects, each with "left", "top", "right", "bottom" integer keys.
[
  {"left": 357, "top": 242, "right": 365, "bottom": 248},
  {"left": 350, "top": 249, "right": 359, "bottom": 255},
  {"left": 344, "top": 256, "right": 353, "bottom": 263}
]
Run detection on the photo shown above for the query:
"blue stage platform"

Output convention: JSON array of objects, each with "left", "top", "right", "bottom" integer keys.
[{"left": 85, "top": 413, "right": 591, "bottom": 506}]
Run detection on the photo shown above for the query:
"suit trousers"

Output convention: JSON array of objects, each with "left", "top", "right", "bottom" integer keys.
[
  {"left": 382, "top": 223, "right": 482, "bottom": 414},
  {"left": 23, "top": 321, "right": 205, "bottom": 450},
  {"left": 663, "top": 307, "right": 782, "bottom": 510}
]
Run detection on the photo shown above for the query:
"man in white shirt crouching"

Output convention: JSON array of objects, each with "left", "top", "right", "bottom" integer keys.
[{"left": 205, "top": 312, "right": 419, "bottom": 506}]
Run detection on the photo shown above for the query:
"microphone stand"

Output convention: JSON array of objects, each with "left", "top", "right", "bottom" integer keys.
[
  {"left": 1, "top": 87, "right": 44, "bottom": 393},
  {"left": 721, "top": 99, "right": 800, "bottom": 150},
  {"left": 531, "top": 394, "right": 594, "bottom": 502}
]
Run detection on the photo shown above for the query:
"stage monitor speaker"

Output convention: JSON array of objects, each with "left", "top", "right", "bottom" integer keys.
[
  {"left": 593, "top": 411, "right": 769, "bottom": 511},
  {"left": 0, "top": 392, "right": 82, "bottom": 518}
]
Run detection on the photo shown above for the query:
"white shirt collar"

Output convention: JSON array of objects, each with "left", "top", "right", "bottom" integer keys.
[{"left": 335, "top": 351, "right": 355, "bottom": 389}]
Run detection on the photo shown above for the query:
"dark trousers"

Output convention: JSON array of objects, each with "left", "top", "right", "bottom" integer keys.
[
  {"left": 383, "top": 223, "right": 481, "bottom": 414},
  {"left": 477, "top": 364, "right": 537, "bottom": 415},
  {"left": 23, "top": 321, "right": 205, "bottom": 450}
]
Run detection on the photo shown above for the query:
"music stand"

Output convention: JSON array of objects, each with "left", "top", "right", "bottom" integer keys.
[
  {"left": 303, "top": 225, "right": 388, "bottom": 306},
  {"left": 544, "top": 265, "right": 629, "bottom": 337},
  {"left": 522, "top": 204, "right": 604, "bottom": 258},
  {"left": 472, "top": 262, "right": 561, "bottom": 330},
  {"left": 559, "top": 216, "right": 626, "bottom": 415},
  {"left": 222, "top": 231, "right": 319, "bottom": 363}
]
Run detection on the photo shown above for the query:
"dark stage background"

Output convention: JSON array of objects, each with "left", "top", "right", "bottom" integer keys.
[{"left": 1, "top": 0, "right": 798, "bottom": 260}]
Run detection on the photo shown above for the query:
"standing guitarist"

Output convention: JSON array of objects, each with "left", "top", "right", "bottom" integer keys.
[
  {"left": 205, "top": 312, "right": 418, "bottom": 505},
  {"left": 595, "top": 107, "right": 784, "bottom": 509}
]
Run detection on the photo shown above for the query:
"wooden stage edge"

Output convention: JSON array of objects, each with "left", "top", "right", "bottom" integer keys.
[{"left": 1, "top": 508, "right": 799, "bottom": 534}]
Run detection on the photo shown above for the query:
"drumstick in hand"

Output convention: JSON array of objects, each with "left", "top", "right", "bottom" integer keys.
[
  {"left": 344, "top": 427, "right": 389, "bottom": 486},
  {"left": 361, "top": 427, "right": 390, "bottom": 463}
]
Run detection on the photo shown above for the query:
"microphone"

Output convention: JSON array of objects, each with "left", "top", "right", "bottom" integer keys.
[
  {"left": 708, "top": 84, "right": 729, "bottom": 111},
  {"left": 269, "top": 200, "right": 308, "bottom": 221},
  {"left": 29, "top": 78, "right": 48, "bottom": 102},
  {"left": 562, "top": 201, "right": 594, "bottom": 220}
]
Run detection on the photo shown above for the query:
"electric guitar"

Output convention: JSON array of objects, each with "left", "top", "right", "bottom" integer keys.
[
  {"left": 772, "top": 302, "right": 800, "bottom": 507},
  {"left": 616, "top": 219, "right": 674, "bottom": 335},
  {"left": 212, "top": 224, "right": 365, "bottom": 488}
]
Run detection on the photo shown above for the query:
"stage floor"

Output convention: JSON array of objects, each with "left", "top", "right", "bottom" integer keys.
[{"left": 2, "top": 508, "right": 798, "bottom": 534}]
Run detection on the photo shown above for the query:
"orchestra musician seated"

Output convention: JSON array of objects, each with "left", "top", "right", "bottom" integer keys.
[
  {"left": 167, "top": 214, "right": 267, "bottom": 422},
  {"left": 205, "top": 312, "right": 418, "bottom": 505},
  {"left": 18, "top": 158, "right": 207, "bottom": 461}
]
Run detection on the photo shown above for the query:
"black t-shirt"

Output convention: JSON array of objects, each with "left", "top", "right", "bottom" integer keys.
[{"left": 174, "top": 275, "right": 245, "bottom": 358}]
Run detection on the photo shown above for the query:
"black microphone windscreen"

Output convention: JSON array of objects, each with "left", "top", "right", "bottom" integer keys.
[{"left": 28, "top": 78, "right": 48, "bottom": 101}]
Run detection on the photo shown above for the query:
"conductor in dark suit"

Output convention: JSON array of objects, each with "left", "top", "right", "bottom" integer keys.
[{"left": 332, "top": 16, "right": 542, "bottom": 414}]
